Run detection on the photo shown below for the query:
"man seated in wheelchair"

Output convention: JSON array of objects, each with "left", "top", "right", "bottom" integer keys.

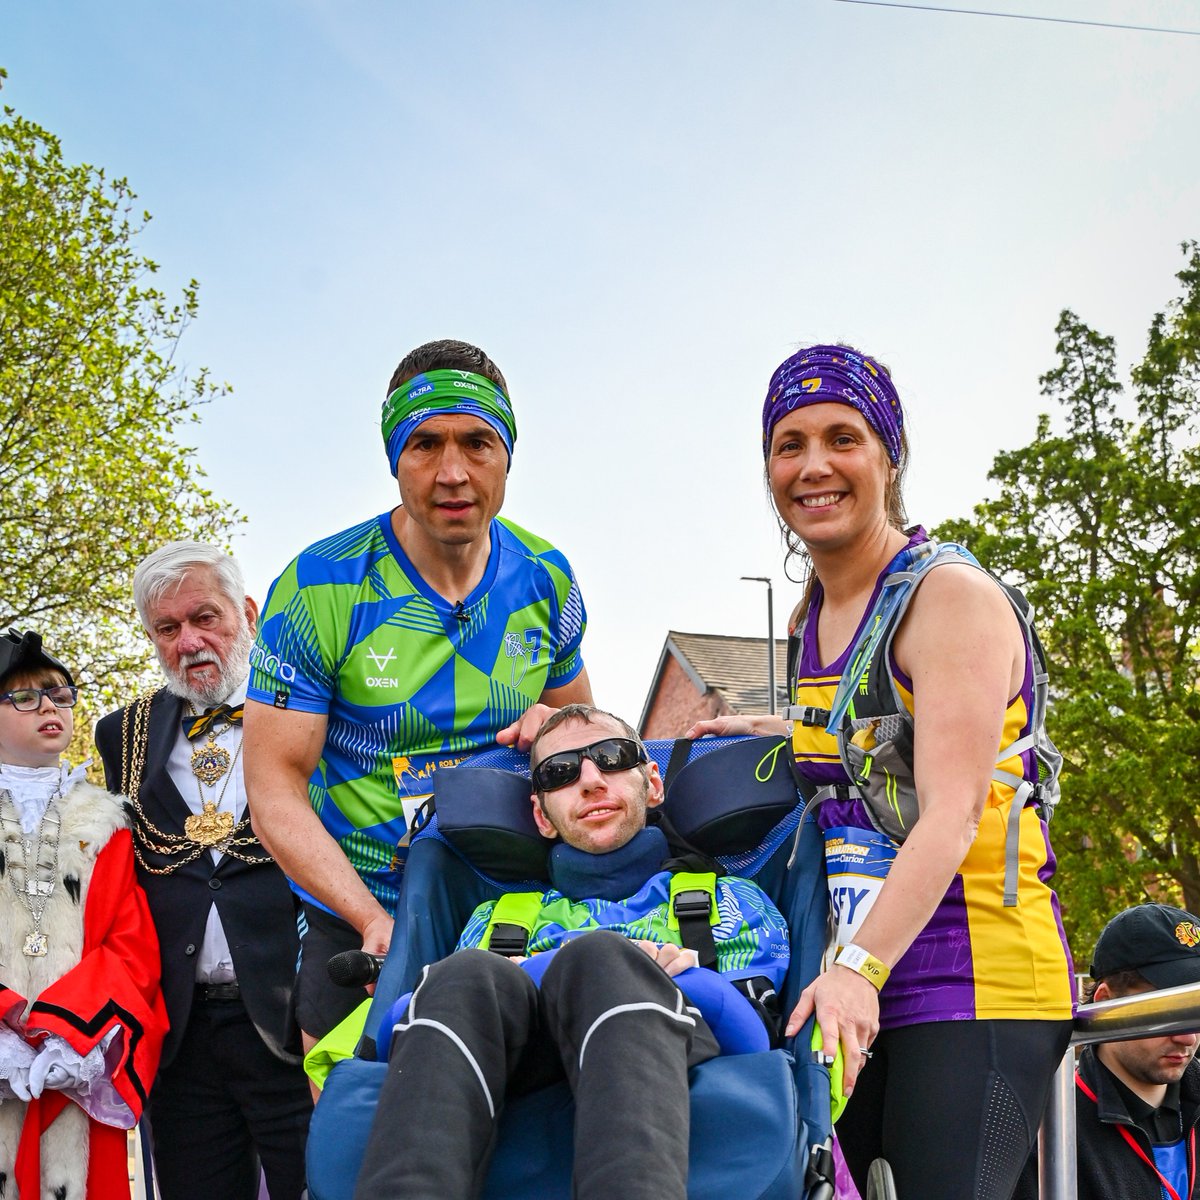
[{"left": 353, "top": 703, "right": 791, "bottom": 1200}]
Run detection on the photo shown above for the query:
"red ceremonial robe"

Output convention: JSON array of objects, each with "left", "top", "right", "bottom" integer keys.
[{"left": 0, "top": 783, "right": 167, "bottom": 1200}]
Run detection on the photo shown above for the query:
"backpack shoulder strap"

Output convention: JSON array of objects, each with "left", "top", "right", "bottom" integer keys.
[
  {"left": 860, "top": 550, "right": 1058, "bottom": 908},
  {"left": 480, "top": 890, "right": 546, "bottom": 957},
  {"left": 784, "top": 612, "right": 831, "bottom": 728},
  {"left": 786, "top": 621, "right": 805, "bottom": 713},
  {"left": 831, "top": 539, "right": 979, "bottom": 732}
]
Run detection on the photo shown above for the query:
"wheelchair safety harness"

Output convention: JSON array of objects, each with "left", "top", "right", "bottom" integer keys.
[{"left": 480, "top": 870, "right": 721, "bottom": 968}]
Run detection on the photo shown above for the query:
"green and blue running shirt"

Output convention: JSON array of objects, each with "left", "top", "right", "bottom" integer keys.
[{"left": 248, "top": 512, "right": 587, "bottom": 913}]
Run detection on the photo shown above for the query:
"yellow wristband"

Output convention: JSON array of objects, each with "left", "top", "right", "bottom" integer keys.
[{"left": 834, "top": 943, "right": 890, "bottom": 991}]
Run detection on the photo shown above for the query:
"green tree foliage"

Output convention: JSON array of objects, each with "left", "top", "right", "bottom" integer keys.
[
  {"left": 0, "top": 79, "right": 239, "bottom": 727},
  {"left": 936, "top": 242, "right": 1200, "bottom": 956}
]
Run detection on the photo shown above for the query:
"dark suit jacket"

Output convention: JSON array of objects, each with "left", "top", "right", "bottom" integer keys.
[{"left": 96, "top": 688, "right": 303, "bottom": 1068}]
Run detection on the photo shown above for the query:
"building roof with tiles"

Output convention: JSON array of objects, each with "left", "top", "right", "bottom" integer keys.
[{"left": 638, "top": 630, "right": 789, "bottom": 737}]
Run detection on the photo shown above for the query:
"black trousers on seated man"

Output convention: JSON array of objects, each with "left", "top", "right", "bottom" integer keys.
[{"left": 354, "top": 930, "right": 721, "bottom": 1200}]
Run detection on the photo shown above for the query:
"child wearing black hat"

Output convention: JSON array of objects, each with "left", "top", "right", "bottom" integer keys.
[{"left": 0, "top": 630, "right": 167, "bottom": 1200}]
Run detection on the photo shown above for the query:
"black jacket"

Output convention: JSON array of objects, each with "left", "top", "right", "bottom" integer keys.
[
  {"left": 96, "top": 688, "right": 302, "bottom": 1068},
  {"left": 1016, "top": 1045, "right": 1200, "bottom": 1200}
]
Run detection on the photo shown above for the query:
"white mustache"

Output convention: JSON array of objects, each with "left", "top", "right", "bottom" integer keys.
[{"left": 178, "top": 651, "right": 220, "bottom": 670}]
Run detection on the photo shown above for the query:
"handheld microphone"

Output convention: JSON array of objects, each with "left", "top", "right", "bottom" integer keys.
[
  {"left": 452, "top": 600, "right": 468, "bottom": 623},
  {"left": 326, "top": 949, "right": 386, "bottom": 988}
]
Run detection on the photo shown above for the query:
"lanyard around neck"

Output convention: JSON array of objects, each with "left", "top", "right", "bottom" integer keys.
[{"left": 1076, "top": 1071, "right": 1194, "bottom": 1200}]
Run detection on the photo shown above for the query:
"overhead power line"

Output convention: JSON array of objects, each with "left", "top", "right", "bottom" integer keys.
[{"left": 834, "top": 0, "right": 1200, "bottom": 36}]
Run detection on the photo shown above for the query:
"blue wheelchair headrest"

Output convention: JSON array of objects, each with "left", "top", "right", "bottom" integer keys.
[
  {"left": 421, "top": 735, "right": 805, "bottom": 882},
  {"left": 426, "top": 766, "right": 547, "bottom": 882},
  {"left": 659, "top": 735, "right": 804, "bottom": 857}
]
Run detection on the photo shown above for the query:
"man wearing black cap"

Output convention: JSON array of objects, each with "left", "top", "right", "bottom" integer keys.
[{"left": 1018, "top": 902, "right": 1200, "bottom": 1200}]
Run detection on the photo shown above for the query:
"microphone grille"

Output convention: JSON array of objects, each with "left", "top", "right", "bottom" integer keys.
[{"left": 327, "top": 949, "right": 373, "bottom": 988}]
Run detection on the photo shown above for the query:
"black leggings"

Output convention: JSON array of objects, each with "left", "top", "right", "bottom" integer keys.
[
  {"left": 836, "top": 1018, "right": 1072, "bottom": 1200},
  {"left": 354, "top": 932, "right": 719, "bottom": 1200}
]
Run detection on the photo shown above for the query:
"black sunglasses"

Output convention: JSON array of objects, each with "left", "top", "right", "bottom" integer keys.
[
  {"left": 531, "top": 737, "right": 648, "bottom": 793},
  {"left": 0, "top": 685, "right": 79, "bottom": 712}
]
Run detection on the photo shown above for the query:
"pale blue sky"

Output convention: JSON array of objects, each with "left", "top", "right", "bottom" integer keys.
[{"left": 4, "top": 2, "right": 1198, "bottom": 717}]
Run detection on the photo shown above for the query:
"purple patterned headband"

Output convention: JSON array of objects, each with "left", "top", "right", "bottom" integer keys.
[{"left": 761, "top": 344, "right": 904, "bottom": 464}]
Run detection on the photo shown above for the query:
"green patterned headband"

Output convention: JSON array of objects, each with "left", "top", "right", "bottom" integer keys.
[{"left": 382, "top": 370, "right": 517, "bottom": 472}]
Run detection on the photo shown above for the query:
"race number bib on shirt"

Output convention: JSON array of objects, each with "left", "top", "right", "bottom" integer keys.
[
  {"left": 823, "top": 825, "right": 897, "bottom": 967},
  {"left": 391, "top": 752, "right": 474, "bottom": 848}
]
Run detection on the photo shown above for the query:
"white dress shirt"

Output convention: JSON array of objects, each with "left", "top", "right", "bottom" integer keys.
[{"left": 165, "top": 682, "right": 248, "bottom": 985}]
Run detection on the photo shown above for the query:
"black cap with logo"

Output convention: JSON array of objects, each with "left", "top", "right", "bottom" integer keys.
[{"left": 1091, "top": 903, "right": 1200, "bottom": 990}]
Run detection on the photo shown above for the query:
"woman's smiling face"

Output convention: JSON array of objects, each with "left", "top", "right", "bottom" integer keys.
[{"left": 767, "top": 401, "right": 895, "bottom": 554}]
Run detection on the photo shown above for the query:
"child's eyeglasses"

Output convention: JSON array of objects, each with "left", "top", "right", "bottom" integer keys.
[{"left": 0, "top": 686, "right": 80, "bottom": 711}]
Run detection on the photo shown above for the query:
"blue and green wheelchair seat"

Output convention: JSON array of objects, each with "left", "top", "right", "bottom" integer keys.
[{"left": 305, "top": 735, "right": 835, "bottom": 1200}]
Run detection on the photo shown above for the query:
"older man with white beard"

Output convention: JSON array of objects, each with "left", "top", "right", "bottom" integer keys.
[{"left": 95, "top": 542, "right": 311, "bottom": 1200}]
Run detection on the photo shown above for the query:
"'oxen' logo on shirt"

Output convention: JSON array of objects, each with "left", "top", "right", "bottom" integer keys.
[{"left": 367, "top": 647, "right": 396, "bottom": 673}]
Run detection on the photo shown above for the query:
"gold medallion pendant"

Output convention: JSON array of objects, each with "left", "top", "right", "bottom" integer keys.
[
  {"left": 23, "top": 931, "right": 48, "bottom": 957},
  {"left": 185, "top": 800, "right": 236, "bottom": 848},
  {"left": 191, "top": 738, "right": 232, "bottom": 786}
]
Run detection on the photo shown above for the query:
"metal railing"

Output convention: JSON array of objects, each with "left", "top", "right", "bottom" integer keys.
[{"left": 1038, "top": 980, "right": 1200, "bottom": 1200}]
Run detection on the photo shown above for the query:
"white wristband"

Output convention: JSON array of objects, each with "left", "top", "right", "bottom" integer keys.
[{"left": 835, "top": 943, "right": 890, "bottom": 991}]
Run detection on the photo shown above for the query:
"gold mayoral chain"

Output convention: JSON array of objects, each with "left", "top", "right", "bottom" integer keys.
[
  {"left": 120, "top": 689, "right": 273, "bottom": 874},
  {"left": 185, "top": 701, "right": 240, "bottom": 848},
  {"left": 183, "top": 699, "right": 244, "bottom": 844},
  {"left": 1, "top": 792, "right": 61, "bottom": 956},
  {"left": 190, "top": 718, "right": 233, "bottom": 786}
]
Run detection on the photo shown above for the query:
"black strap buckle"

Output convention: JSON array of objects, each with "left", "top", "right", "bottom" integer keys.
[
  {"left": 673, "top": 889, "right": 718, "bottom": 969},
  {"left": 795, "top": 705, "right": 830, "bottom": 727},
  {"left": 486, "top": 923, "right": 530, "bottom": 957},
  {"left": 673, "top": 889, "right": 713, "bottom": 920}
]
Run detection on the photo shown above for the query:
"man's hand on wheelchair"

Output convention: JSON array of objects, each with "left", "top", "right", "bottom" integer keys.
[
  {"left": 359, "top": 913, "right": 395, "bottom": 995},
  {"left": 497, "top": 703, "right": 560, "bottom": 752}
]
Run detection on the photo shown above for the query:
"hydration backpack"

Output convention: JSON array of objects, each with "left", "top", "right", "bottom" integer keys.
[{"left": 786, "top": 538, "right": 1062, "bottom": 907}]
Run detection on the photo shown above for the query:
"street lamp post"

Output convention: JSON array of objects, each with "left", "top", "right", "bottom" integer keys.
[{"left": 741, "top": 575, "right": 776, "bottom": 716}]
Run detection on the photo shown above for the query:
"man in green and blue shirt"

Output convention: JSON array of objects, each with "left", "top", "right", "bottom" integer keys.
[{"left": 243, "top": 339, "right": 592, "bottom": 1044}]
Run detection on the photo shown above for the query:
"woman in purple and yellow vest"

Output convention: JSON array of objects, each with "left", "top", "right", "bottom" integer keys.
[{"left": 687, "top": 344, "right": 1074, "bottom": 1200}]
